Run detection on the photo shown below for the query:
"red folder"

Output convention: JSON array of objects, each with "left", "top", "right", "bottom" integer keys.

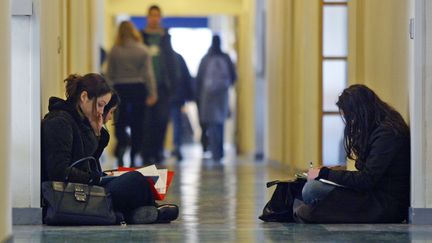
[{"left": 117, "top": 167, "right": 174, "bottom": 201}]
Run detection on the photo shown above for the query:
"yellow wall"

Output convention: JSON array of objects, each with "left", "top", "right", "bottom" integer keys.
[
  {"left": 266, "top": 0, "right": 410, "bottom": 170},
  {"left": 40, "top": 0, "right": 96, "bottom": 115},
  {"left": 266, "top": 0, "right": 320, "bottom": 171},
  {"left": 349, "top": 0, "right": 410, "bottom": 121},
  {"left": 40, "top": 0, "right": 67, "bottom": 115}
]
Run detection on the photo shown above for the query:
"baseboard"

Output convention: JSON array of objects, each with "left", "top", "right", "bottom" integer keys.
[
  {"left": 13, "top": 207, "right": 42, "bottom": 225},
  {"left": 409, "top": 207, "right": 432, "bottom": 224}
]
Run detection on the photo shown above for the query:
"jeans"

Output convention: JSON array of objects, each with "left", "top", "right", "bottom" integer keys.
[
  {"left": 104, "top": 171, "right": 155, "bottom": 213},
  {"left": 170, "top": 103, "right": 183, "bottom": 150},
  {"left": 207, "top": 122, "right": 224, "bottom": 161},
  {"left": 302, "top": 179, "right": 336, "bottom": 206}
]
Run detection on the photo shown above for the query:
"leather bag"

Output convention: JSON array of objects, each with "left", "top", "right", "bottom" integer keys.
[
  {"left": 259, "top": 179, "right": 306, "bottom": 222},
  {"left": 42, "top": 157, "right": 117, "bottom": 225}
]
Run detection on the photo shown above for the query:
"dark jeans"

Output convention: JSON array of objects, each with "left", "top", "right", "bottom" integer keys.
[
  {"left": 170, "top": 102, "right": 183, "bottom": 150},
  {"left": 103, "top": 171, "right": 155, "bottom": 213},
  {"left": 207, "top": 122, "right": 224, "bottom": 160},
  {"left": 113, "top": 83, "right": 147, "bottom": 167},
  {"left": 142, "top": 91, "right": 170, "bottom": 163},
  {"left": 301, "top": 180, "right": 336, "bottom": 206},
  {"left": 200, "top": 122, "right": 209, "bottom": 152}
]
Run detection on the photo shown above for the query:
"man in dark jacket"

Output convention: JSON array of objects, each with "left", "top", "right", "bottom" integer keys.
[
  {"left": 170, "top": 51, "right": 194, "bottom": 161},
  {"left": 141, "top": 5, "right": 179, "bottom": 164}
]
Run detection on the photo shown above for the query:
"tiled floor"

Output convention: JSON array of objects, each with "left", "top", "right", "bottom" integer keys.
[{"left": 12, "top": 145, "right": 432, "bottom": 242}]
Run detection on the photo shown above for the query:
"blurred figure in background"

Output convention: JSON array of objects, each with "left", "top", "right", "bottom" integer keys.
[
  {"left": 141, "top": 5, "right": 179, "bottom": 164},
  {"left": 196, "top": 35, "right": 237, "bottom": 162},
  {"left": 170, "top": 51, "right": 194, "bottom": 161},
  {"left": 106, "top": 20, "right": 157, "bottom": 167}
]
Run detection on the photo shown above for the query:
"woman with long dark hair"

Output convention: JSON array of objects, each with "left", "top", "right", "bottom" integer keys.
[
  {"left": 41, "top": 73, "right": 178, "bottom": 224},
  {"left": 296, "top": 84, "right": 410, "bottom": 223},
  {"left": 106, "top": 20, "right": 157, "bottom": 167}
]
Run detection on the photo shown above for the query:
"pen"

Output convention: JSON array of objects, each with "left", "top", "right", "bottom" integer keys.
[{"left": 309, "top": 161, "right": 313, "bottom": 169}]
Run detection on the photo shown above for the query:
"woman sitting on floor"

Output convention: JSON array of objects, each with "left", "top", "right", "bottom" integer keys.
[
  {"left": 41, "top": 73, "right": 178, "bottom": 224},
  {"left": 296, "top": 84, "right": 410, "bottom": 223}
]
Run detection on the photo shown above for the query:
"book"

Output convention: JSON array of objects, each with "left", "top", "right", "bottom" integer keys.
[
  {"left": 295, "top": 172, "right": 346, "bottom": 188},
  {"left": 104, "top": 165, "right": 174, "bottom": 200}
]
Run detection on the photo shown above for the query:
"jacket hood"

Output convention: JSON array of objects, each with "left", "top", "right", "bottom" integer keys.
[{"left": 48, "top": 97, "right": 74, "bottom": 112}]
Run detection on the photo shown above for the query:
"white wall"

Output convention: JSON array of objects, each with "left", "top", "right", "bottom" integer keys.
[
  {"left": 11, "top": 16, "right": 41, "bottom": 208},
  {"left": 10, "top": 0, "right": 41, "bottom": 211}
]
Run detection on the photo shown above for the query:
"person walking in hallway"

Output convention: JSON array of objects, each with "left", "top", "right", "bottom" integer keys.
[
  {"left": 170, "top": 51, "right": 194, "bottom": 161},
  {"left": 106, "top": 21, "right": 157, "bottom": 167},
  {"left": 196, "top": 35, "right": 237, "bottom": 162},
  {"left": 141, "top": 5, "right": 179, "bottom": 164}
]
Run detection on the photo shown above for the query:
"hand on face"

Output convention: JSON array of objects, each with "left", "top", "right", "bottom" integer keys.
[
  {"left": 80, "top": 91, "right": 112, "bottom": 136},
  {"left": 90, "top": 113, "right": 103, "bottom": 136},
  {"left": 146, "top": 95, "right": 157, "bottom": 106},
  {"left": 307, "top": 168, "right": 321, "bottom": 180},
  {"left": 103, "top": 107, "right": 117, "bottom": 124}
]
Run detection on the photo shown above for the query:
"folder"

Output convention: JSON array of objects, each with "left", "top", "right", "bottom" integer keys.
[{"left": 110, "top": 166, "right": 174, "bottom": 200}]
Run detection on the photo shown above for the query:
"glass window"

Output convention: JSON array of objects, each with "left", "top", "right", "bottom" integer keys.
[
  {"left": 323, "top": 60, "right": 347, "bottom": 112},
  {"left": 323, "top": 6, "right": 348, "bottom": 57},
  {"left": 323, "top": 115, "right": 346, "bottom": 166}
]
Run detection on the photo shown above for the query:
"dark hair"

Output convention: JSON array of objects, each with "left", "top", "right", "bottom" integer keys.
[
  {"left": 336, "top": 84, "right": 409, "bottom": 161},
  {"left": 64, "top": 73, "right": 112, "bottom": 116},
  {"left": 65, "top": 73, "right": 111, "bottom": 102},
  {"left": 148, "top": 5, "right": 161, "bottom": 14},
  {"left": 209, "top": 35, "right": 222, "bottom": 55},
  {"left": 104, "top": 90, "right": 120, "bottom": 116}
]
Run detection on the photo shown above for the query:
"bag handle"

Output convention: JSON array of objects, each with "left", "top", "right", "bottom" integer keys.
[
  {"left": 64, "top": 156, "right": 98, "bottom": 182},
  {"left": 266, "top": 180, "right": 280, "bottom": 188}
]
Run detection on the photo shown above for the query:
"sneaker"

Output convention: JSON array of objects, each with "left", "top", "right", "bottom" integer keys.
[
  {"left": 125, "top": 206, "right": 158, "bottom": 224},
  {"left": 156, "top": 204, "right": 179, "bottom": 223}
]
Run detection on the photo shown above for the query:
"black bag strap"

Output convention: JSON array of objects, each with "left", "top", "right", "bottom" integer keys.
[{"left": 64, "top": 156, "right": 98, "bottom": 182}]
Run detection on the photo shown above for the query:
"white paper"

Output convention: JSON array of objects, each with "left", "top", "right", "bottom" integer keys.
[{"left": 156, "top": 169, "right": 168, "bottom": 194}]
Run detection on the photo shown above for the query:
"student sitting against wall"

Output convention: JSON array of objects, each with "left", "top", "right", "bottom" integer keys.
[
  {"left": 295, "top": 84, "right": 410, "bottom": 223},
  {"left": 41, "top": 73, "right": 178, "bottom": 224}
]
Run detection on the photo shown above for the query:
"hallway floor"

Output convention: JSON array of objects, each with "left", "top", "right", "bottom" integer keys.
[{"left": 12, "top": 145, "right": 432, "bottom": 242}]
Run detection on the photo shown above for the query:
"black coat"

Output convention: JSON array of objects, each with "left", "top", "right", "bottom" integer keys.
[
  {"left": 41, "top": 97, "right": 108, "bottom": 184},
  {"left": 141, "top": 28, "right": 179, "bottom": 96},
  {"left": 295, "top": 124, "right": 410, "bottom": 223}
]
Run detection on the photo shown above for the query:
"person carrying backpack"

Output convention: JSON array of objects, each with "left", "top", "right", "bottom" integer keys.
[{"left": 196, "top": 35, "right": 237, "bottom": 162}]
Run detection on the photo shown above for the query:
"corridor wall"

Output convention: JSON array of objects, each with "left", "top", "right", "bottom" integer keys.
[
  {"left": 265, "top": 0, "right": 321, "bottom": 171},
  {"left": 348, "top": 0, "right": 410, "bottom": 121},
  {"left": 0, "top": 0, "right": 11, "bottom": 239}
]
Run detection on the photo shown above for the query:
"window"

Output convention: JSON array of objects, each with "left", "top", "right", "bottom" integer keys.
[{"left": 321, "top": 0, "right": 348, "bottom": 166}]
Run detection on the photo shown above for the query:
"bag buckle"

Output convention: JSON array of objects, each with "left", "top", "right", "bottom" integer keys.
[{"left": 74, "top": 184, "right": 87, "bottom": 202}]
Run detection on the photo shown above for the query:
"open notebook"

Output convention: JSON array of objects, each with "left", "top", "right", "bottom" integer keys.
[{"left": 295, "top": 172, "right": 346, "bottom": 188}]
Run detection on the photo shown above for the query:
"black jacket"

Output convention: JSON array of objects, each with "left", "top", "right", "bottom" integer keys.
[
  {"left": 141, "top": 29, "right": 179, "bottom": 96},
  {"left": 41, "top": 97, "right": 108, "bottom": 184},
  {"left": 295, "top": 124, "right": 410, "bottom": 223}
]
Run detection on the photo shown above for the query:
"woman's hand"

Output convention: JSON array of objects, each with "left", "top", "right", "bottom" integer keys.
[
  {"left": 90, "top": 113, "right": 103, "bottom": 136},
  {"left": 307, "top": 168, "right": 321, "bottom": 180},
  {"left": 146, "top": 96, "right": 158, "bottom": 106}
]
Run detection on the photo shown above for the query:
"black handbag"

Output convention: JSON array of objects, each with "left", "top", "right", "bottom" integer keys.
[
  {"left": 259, "top": 179, "right": 306, "bottom": 222},
  {"left": 42, "top": 157, "right": 117, "bottom": 225}
]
